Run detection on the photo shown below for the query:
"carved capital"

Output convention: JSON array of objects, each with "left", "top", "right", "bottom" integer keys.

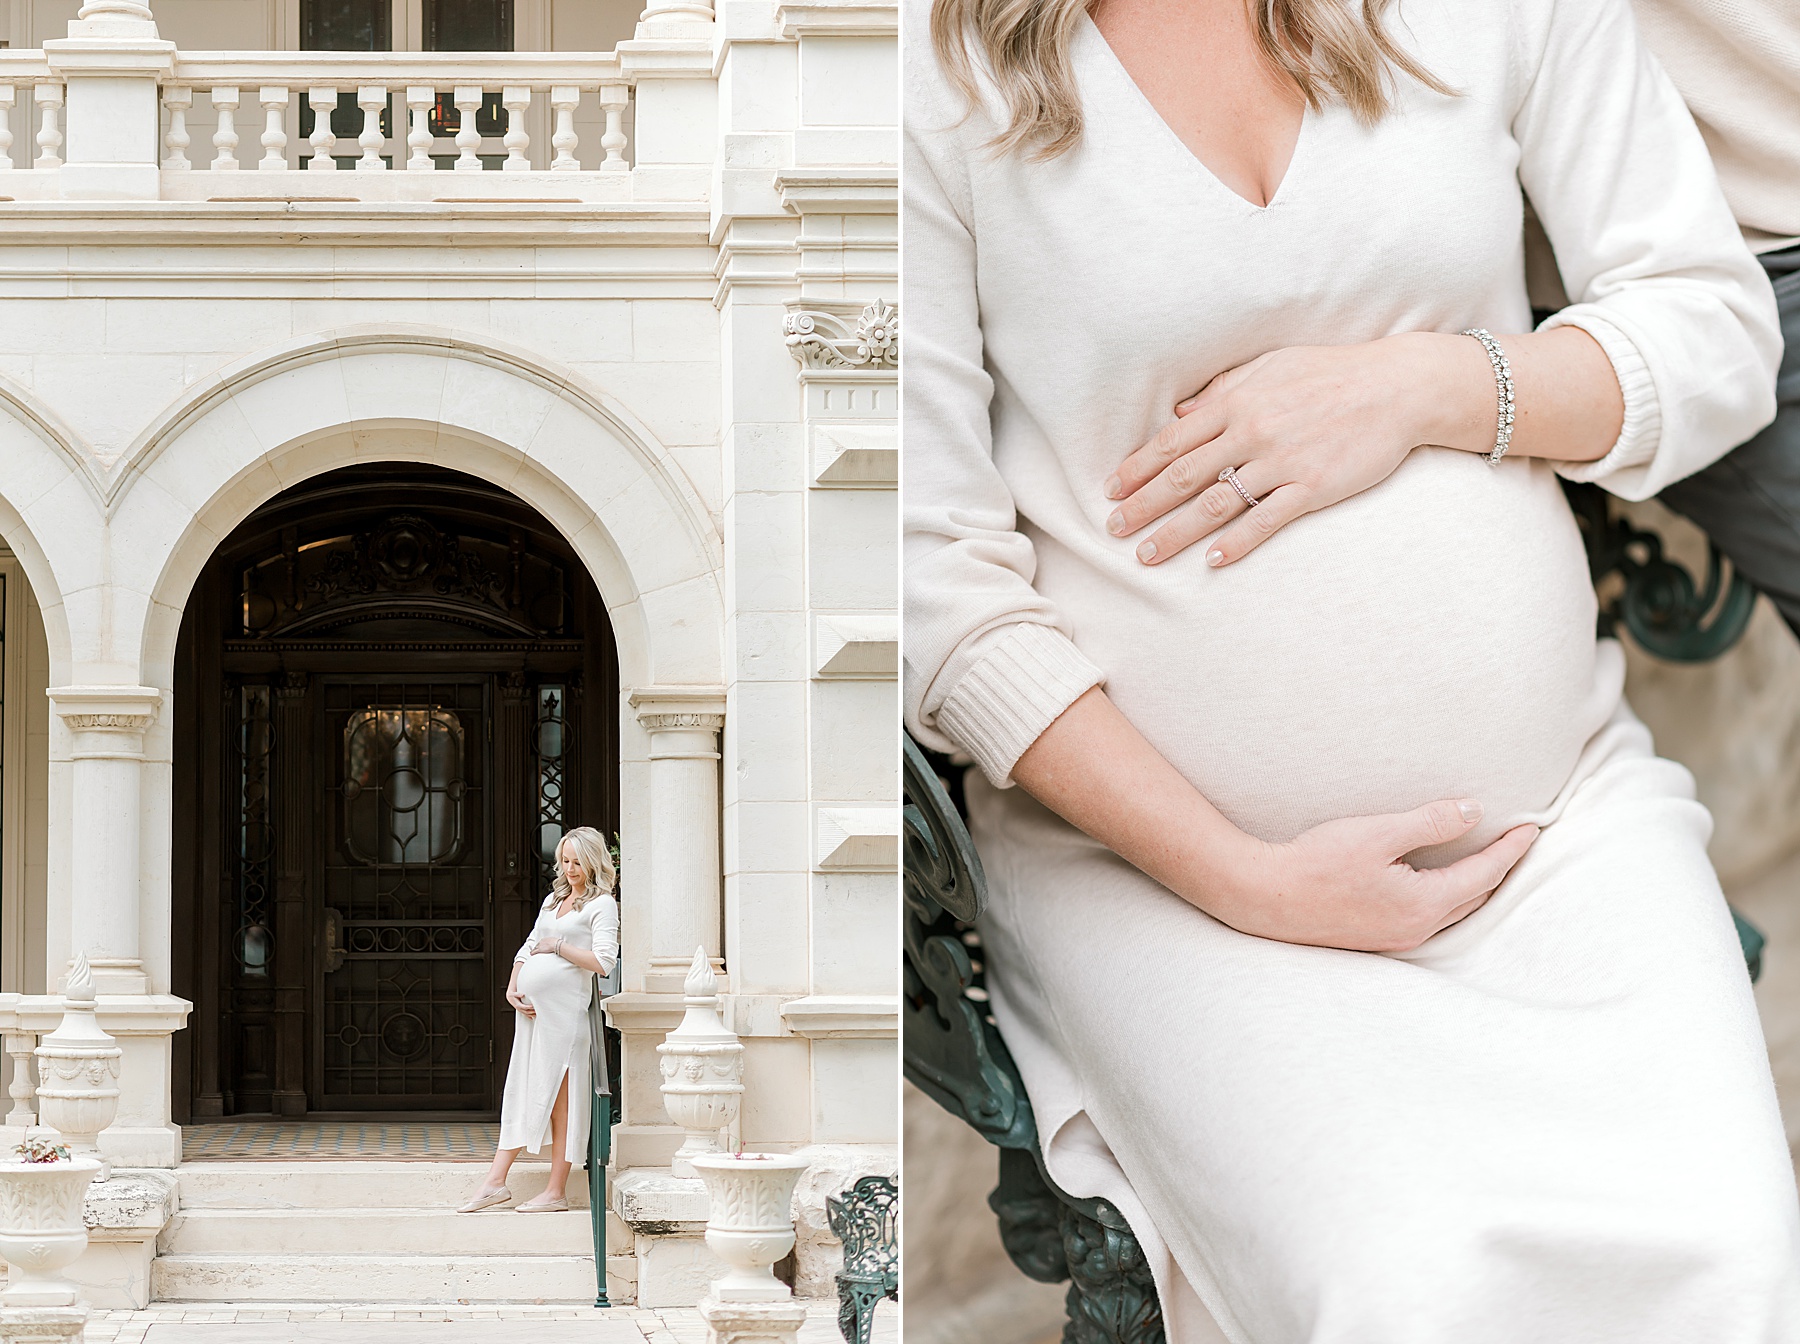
[
  {"left": 638, "top": 711, "right": 726, "bottom": 732},
  {"left": 629, "top": 686, "right": 726, "bottom": 738},
  {"left": 784, "top": 300, "right": 898, "bottom": 372},
  {"left": 47, "top": 686, "right": 161, "bottom": 756}
]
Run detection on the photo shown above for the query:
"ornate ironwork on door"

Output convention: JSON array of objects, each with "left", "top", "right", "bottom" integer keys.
[{"left": 321, "top": 679, "right": 489, "bottom": 1109}]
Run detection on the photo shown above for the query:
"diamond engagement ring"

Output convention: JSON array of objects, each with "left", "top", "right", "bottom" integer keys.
[{"left": 1219, "top": 466, "right": 1261, "bottom": 508}]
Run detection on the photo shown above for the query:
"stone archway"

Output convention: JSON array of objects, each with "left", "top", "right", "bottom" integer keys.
[{"left": 23, "top": 330, "right": 728, "bottom": 1162}]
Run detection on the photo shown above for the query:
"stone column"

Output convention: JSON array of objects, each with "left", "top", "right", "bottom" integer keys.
[
  {"left": 628, "top": 688, "right": 726, "bottom": 994},
  {"left": 46, "top": 687, "right": 161, "bottom": 997}
]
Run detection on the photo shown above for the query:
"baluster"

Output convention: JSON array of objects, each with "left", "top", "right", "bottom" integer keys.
[
  {"left": 4, "top": 1031, "right": 36, "bottom": 1127},
  {"left": 405, "top": 85, "right": 433, "bottom": 172},
  {"left": 599, "top": 83, "right": 629, "bottom": 174},
  {"left": 307, "top": 85, "right": 337, "bottom": 170},
  {"left": 160, "top": 85, "right": 191, "bottom": 169},
  {"left": 34, "top": 83, "right": 62, "bottom": 170},
  {"left": 548, "top": 85, "right": 579, "bottom": 172},
  {"left": 356, "top": 83, "right": 386, "bottom": 171},
  {"left": 501, "top": 84, "right": 530, "bottom": 172},
  {"left": 259, "top": 86, "right": 289, "bottom": 170},
  {"left": 453, "top": 84, "right": 482, "bottom": 172},
  {"left": 0, "top": 86, "right": 14, "bottom": 172},
  {"left": 211, "top": 86, "right": 240, "bottom": 170}
]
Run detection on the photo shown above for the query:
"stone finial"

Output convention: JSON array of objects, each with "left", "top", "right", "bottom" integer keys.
[
  {"left": 62, "top": 953, "right": 95, "bottom": 1007},
  {"left": 658, "top": 945, "right": 744, "bottom": 1178},
  {"left": 684, "top": 946, "right": 717, "bottom": 1000},
  {"left": 35, "top": 953, "right": 122, "bottom": 1182}
]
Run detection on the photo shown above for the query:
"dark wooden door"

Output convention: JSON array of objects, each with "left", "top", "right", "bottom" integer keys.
[
  {"left": 171, "top": 464, "right": 618, "bottom": 1123},
  {"left": 316, "top": 677, "right": 491, "bottom": 1111}
]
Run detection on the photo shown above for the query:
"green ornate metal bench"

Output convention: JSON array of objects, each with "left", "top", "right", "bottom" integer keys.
[
  {"left": 902, "top": 481, "right": 1767, "bottom": 1344},
  {"left": 830, "top": 1174, "right": 900, "bottom": 1344}
]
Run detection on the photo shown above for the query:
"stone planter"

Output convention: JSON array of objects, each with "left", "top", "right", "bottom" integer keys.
[
  {"left": 0, "top": 1158, "right": 101, "bottom": 1307},
  {"left": 690, "top": 1152, "right": 808, "bottom": 1303}
]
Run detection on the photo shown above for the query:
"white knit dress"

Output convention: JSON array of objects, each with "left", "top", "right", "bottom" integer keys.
[
  {"left": 498, "top": 894, "right": 619, "bottom": 1164},
  {"left": 903, "top": 0, "right": 1800, "bottom": 1339}
]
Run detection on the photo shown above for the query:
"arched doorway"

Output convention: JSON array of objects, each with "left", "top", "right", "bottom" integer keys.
[{"left": 170, "top": 464, "right": 619, "bottom": 1121}]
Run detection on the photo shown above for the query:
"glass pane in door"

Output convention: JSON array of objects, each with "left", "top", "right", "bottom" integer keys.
[{"left": 321, "top": 680, "right": 489, "bottom": 1110}]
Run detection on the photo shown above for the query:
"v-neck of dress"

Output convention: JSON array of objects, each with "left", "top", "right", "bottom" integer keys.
[{"left": 1077, "top": 9, "right": 1312, "bottom": 215}]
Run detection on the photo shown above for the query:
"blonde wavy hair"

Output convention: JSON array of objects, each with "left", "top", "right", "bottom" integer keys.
[
  {"left": 931, "top": 0, "right": 1454, "bottom": 160},
  {"left": 548, "top": 826, "right": 616, "bottom": 912}
]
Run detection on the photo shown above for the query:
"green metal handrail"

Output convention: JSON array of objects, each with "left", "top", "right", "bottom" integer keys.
[{"left": 586, "top": 976, "right": 616, "bottom": 1308}]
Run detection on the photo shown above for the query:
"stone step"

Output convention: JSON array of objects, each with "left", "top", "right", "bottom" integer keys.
[
  {"left": 159, "top": 1206, "right": 628, "bottom": 1256},
  {"left": 174, "top": 1161, "right": 594, "bottom": 1210},
  {"left": 151, "top": 1252, "right": 636, "bottom": 1304}
]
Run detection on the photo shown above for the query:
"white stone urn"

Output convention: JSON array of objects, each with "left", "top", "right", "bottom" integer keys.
[
  {"left": 0, "top": 1156, "right": 101, "bottom": 1306},
  {"left": 690, "top": 1152, "right": 808, "bottom": 1303},
  {"left": 657, "top": 947, "right": 745, "bottom": 1177},
  {"left": 34, "top": 954, "right": 121, "bottom": 1181}
]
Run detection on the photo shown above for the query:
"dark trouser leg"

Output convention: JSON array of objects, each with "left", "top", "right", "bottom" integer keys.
[{"left": 1659, "top": 247, "right": 1800, "bottom": 640}]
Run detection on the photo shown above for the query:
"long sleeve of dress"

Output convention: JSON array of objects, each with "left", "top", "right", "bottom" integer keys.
[
  {"left": 586, "top": 897, "right": 619, "bottom": 979},
  {"left": 1513, "top": 0, "right": 1781, "bottom": 499},
  {"left": 902, "top": 63, "right": 1105, "bottom": 789}
]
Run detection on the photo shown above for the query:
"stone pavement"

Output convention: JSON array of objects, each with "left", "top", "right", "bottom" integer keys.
[{"left": 83, "top": 1301, "right": 898, "bottom": 1344}]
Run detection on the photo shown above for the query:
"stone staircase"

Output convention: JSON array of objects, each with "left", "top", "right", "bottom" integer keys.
[{"left": 152, "top": 1160, "right": 637, "bottom": 1304}]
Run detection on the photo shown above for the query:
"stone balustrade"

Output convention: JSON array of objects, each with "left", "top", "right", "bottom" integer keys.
[{"left": 0, "top": 48, "right": 645, "bottom": 199}]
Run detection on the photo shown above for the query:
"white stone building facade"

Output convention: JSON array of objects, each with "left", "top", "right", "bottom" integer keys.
[{"left": 0, "top": 0, "right": 897, "bottom": 1310}]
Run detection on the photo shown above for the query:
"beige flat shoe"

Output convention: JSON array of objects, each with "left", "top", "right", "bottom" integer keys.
[
  {"left": 457, "top": 1187, "right": 513, "bottom": 1214},
  {"left": 516, "top": 1196, "right": 569, "bottom": 1213}
]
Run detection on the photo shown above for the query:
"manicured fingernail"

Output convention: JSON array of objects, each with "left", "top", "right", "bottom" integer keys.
[
  {"left": 1106, "top": 510, "right": 1126, "bottom": 536},
  {"left": 1458, "top": 800, "right": 1482, "bottom": 824},
  {"left": 1206, "top": 549, "right": 1224, "bottom": 566},
  {"left": 1136, "top": 540, "right": 1157, "bottom": 562},
  {"left": 1103, "top": 475, "right": 1122, "bottom": 499},
  {"left": 1176, "top": 398, "right": 1195, "bottom": 414}
]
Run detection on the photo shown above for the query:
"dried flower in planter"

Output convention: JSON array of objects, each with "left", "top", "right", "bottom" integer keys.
[{"left": 14, "top": 1136, "right": 71, "bottom": 1164}]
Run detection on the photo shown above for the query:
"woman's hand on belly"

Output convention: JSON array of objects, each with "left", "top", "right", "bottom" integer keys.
[
  {"left": 1228, "top": 805, "right": 1540, "bottom": 952},
  {"left": 1102, "top": 326, "right": 1621, "bottom": 567},
  {"left": 1014, "top": 688, "right": 1540, "bottom": 953}
]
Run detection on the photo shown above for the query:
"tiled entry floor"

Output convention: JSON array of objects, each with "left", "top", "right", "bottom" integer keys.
[
  {"left": 86, "top": 1302, "right": 899, "bottom": 1344},
  {"left": 181, "top": 1122, "right": 502, "bottom": 1160}
]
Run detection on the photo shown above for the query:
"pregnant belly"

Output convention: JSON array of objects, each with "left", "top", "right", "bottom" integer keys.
[
  {"left": 1043, "top": 450, "right": 1617, "bottom": 857},
  {"left": 517, "top": 950, "right": 587, "bottom": 1006}
]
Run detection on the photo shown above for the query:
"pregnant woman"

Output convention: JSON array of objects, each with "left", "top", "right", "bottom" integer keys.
[
  {"left": 459, "top": 826, "right": 619, "bottom": 1214},
  {"left": 905, "top": 0, "right": 1800, "bottom": 1337}
]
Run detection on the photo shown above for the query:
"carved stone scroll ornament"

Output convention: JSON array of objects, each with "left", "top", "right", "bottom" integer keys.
[{"left": 784, "top": 301, "right": 899, "bottom": 371}]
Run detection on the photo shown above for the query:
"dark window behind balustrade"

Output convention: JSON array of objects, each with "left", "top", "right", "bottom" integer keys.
[{"left": 301, "top": 0, "right": 391, "bottom": 51}]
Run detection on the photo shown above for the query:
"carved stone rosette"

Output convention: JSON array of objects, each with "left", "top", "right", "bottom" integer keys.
[
  {"left": 657, "top": 948, "right": 745, "bottom": 1177},
  {"left": 33, "top": 953, "right": 122, "bottom": 1181},
  {"left": 0, "top": 1156, "right": 100, "bottom": 1308},
  {"left": 690, "top": 1151, "right": 809, "bottom": 1304}
]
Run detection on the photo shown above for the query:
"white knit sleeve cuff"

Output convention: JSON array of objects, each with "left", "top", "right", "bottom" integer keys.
[
  {"left": 935, "top": 621, "right": 1105, "bottom": 790},
  {"left": 1539, "top": 309, "right": 1663, "bottom": 490}
]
